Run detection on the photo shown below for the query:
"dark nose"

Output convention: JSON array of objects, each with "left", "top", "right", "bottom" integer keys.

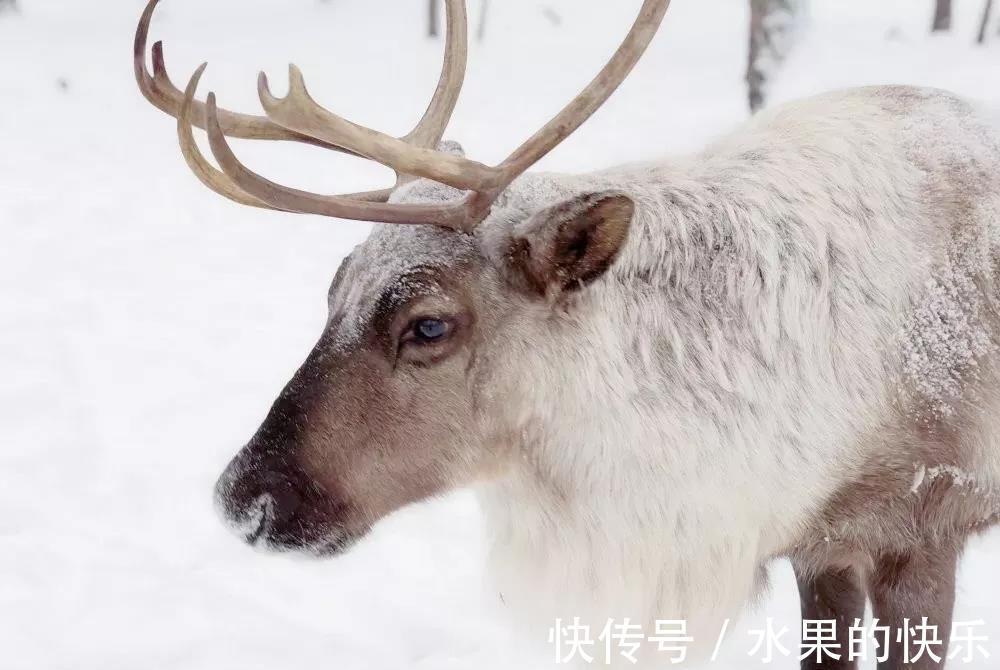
[
  {"left": 215, "top": 456, "right": 304, "bottom": 547},
  {"left": 259, "top": 471, "right": 303, "bottom": 526}
]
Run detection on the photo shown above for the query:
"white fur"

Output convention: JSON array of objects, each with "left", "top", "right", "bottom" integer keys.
[{"left": 458, "top": 86, "right": 1000, "bottom": 665}]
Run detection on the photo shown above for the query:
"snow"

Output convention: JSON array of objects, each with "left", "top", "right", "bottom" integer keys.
[
  {"left": 900, "top": 242, "right": 997, "bottom": 420},
  {"left": 1, "top": 0, "right": 999, "bottom": 668}
]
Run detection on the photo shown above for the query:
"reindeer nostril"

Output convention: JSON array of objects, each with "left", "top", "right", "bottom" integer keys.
[
  {"left": 242, "top": 476, "right": 303, "bottom": 545},
  {"left": 215, "top": 458, "right": 307, "bottom": 547},
  {"left": 262, "top": 471, "right": 303, "bottom": 526},
  {"left": 240, "top": 493, "right": 272, "bottom": 544}
]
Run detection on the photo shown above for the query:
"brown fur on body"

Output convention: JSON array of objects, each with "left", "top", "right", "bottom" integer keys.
[{"left": 792, "top": 438, "right": 994, "bottom": 669}]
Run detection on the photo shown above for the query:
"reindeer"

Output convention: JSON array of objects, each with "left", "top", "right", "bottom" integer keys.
[{"left": 135, "top": 0, "right": 1000, "bottom": 667}]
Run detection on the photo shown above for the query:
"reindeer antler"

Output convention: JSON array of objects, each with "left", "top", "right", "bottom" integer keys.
[{"left": 135, "top": 0, "right": 671, "bottom": 232}]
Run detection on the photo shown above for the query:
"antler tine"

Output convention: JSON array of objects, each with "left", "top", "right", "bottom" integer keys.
[
  {"left": 494, "top": 0, "right": 671, "bottom": 187},
  {"left": 176, "top": 64, "right": 287, "bottom": 211},
  {"left": 403, "top": 0, "right": 468, "bottom": 149},
  {"left": 257, "top": 66, "right": 499, "bottom": 193},
  {"left": 135, "top": 0, "right": 358, "bottom": 152},
  {"left": 203, "top": 90, "right": 489, "bottom": 230},
  {"left": 176, "top": 67, "right": 394, "bottom": 207}
]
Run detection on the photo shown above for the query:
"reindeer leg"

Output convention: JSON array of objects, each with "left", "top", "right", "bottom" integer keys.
[
  {"left": 867, "top": 543, "right": 960, "bottom": 670},
  {"left": 795, "top": 564, "right": 866, "bottom": 670}
]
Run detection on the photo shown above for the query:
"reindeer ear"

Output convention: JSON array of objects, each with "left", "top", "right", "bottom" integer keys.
[{"left": 507, "top": 192, "right": 635, "bottom": 295}]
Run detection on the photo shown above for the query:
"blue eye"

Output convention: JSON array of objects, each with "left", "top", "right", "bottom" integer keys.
[{"left": 413, "top": 318, "right": 450, "bottom": 342}]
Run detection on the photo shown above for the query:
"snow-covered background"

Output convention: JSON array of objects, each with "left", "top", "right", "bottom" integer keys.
[{"left": 1, "top": 0, "right": 999, "bottom": 668}]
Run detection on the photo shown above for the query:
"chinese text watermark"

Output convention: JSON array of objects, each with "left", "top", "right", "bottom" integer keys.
[{"left": 548, "top": 617, "right": 991, "bottom": 665}]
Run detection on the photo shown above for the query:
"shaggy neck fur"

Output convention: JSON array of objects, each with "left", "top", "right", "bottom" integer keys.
[{"left": 474, "top": 86, "right": 1000, "bottom": 664}]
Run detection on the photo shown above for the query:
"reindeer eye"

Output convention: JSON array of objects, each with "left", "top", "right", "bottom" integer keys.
[{"left": 411, "top": 318, "right": 451, "bottom": 343}]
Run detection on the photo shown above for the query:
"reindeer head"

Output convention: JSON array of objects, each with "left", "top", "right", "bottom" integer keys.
[{"left": 134, "top": 0, "right": 667, "bottom": 554}]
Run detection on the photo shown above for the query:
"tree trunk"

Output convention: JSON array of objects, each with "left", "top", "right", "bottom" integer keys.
[
  {"left": 978, "top": 0, "right": 995, "bottom": 43},
  {"left": 477, "top": 0, "right": 490, "bottom": 42},
  {"left": 428, "top": 0, "right": 439, "bottom": 37},
  {"left": 747, "top": 0, "right": 802, "bottom": 113},
  {"left": 932, "top": 0, "right": 952, "bottom": 32}
]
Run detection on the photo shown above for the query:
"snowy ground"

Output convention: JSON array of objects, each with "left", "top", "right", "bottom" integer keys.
[{"left": 1, "top": 1, "right": 999, "bottom": 668}]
